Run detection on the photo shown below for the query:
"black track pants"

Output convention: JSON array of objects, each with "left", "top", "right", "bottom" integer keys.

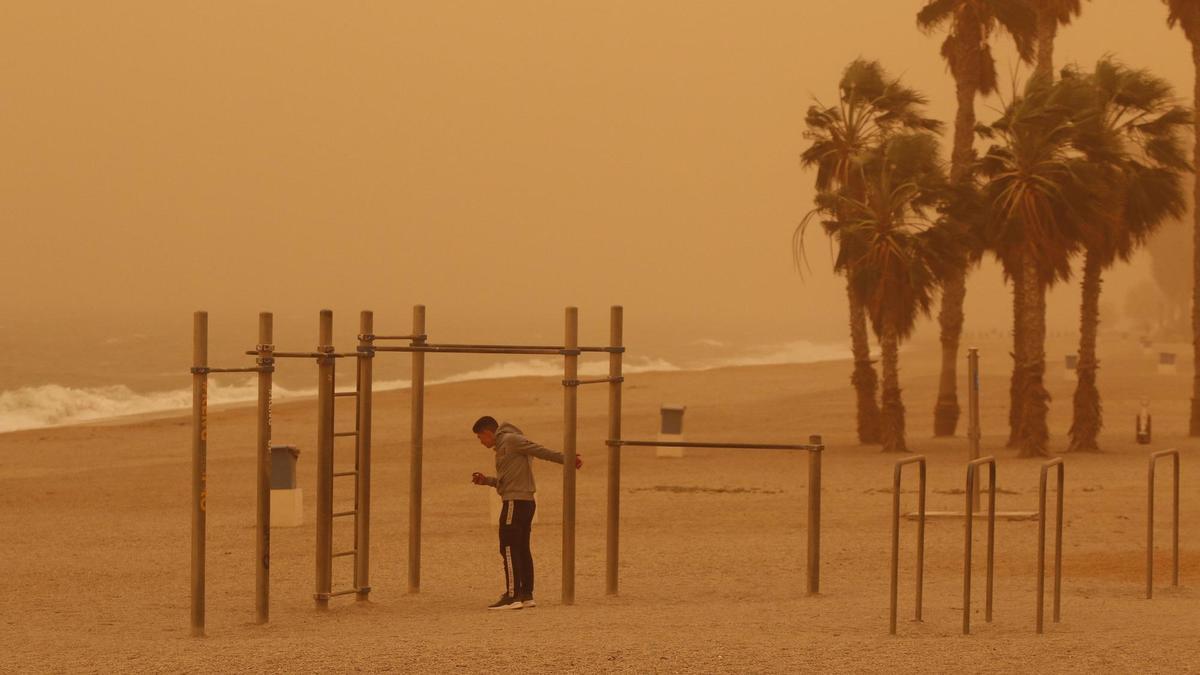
[{"left": 498, "top": 499, "right": 536, "bottom": 599}]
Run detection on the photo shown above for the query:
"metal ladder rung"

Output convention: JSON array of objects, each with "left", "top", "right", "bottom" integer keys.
[
  {"left": 334, "top": 391, "right": 358, "bottom": 398},
  {"left": 329, "top": 589, "right": 358, "bottom": 597},
  {"left": 333, "top": 510, "right": 357, "bottom": 518},
  {"left": 334, "top": 431, "right": 358, "bottom": 437},
  {"left": 333, "top": 470, "right": 358, "bottom": 478},
  {"left": 332, "top": 550, "right": 357, "bottom": 558}
]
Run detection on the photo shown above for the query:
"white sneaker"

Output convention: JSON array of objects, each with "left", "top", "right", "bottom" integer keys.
[
  {"left": 521, "top": 598, "right": 537, "bottom": 608},
  {"left": 487, "top": 595, "right": 523, "bottom": 610}
]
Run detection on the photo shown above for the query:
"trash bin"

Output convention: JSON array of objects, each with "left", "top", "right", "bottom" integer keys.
[
  {"left": 657, "top": 404, "right": 686, "bottom": 458},
  {"left": 270, "top": 445, "right": 303, "bottom": 527}
]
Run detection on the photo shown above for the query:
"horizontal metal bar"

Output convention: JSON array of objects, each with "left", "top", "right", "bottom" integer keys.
[
  {"left": 564, "top": 376, "right": 624, "bottom": 386},
  {"left": 372, "top": 345, "right": 578, "bottom": 356},
  {"left": 333, "top": 470, "right": 358, "bottom": 478},
  {"left": 430, "top": 342, "right": 623, "bottom": 353},
  {"left": 332, "top": 550, "right": 357, "bottom": 558},
  {"left": 328, "top": 589, "right": 359, "bottom": 597},
  {"left": 334, "top": 391, "right": 358, "bottom": 398},
  {"left": 365, "top": 334, "right": 425, "bottom": 341},
  {"left": 190, "top": 366, "right": 269, "bottom": 374},
  {"left": 608, "top": 439, "right": 822, "bottom": 452},
  {"left": 333, "top": 510, "right": 357, "bottom": 518},
  {"left": 334, "top": 431, "right": 358, "bottom": 437},
  {"left": 244, "top": 350, "right": 362, "bottom": 359}
]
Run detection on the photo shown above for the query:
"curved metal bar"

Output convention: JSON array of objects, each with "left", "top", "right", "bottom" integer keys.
[
  {"left": 1147, "top": 449, "right": 1181, "bottom": 599},
  {"left": 890, "top": 456, "right": 926, "bottom": 635},
  {"left": 1037, "top": 458, "right": 1064, "bottom": 633},
  {"left": 964, "top": 456, "right": 997, "bottom": 635}
]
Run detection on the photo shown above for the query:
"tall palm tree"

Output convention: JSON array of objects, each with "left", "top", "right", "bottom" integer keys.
[
  {"left": 917, "top": 0, "right": 1036, "bottom": 437},
  {"left": 823, "top": 134, "right": 963, "bottom": 452},
  {"left": 1062, "top": 59, "right": 1191, "bottom": 451},
  {"left": 797, "top": 59, "right": 942, "bottom": 445},
  {"left": 1164, "top": 0, "right": 1200, "bottom": 436},
  {"left": 1033, "top": 1, "right": 1085, "bottom": 79},
  {"left": 975, "top": 78, "right": 1111, "bottom": 457}
]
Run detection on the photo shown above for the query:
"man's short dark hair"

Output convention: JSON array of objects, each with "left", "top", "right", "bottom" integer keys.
[{"left": 472, "top": 416, "right": 498, "bottom": 433}]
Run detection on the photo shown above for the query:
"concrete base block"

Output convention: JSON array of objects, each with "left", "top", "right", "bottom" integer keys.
[
  {"left": 656, "top": 433, "right": 685, "bottom": 458},
  {"left": 270, "top": 488, "right": 303, "bottom": 527}
]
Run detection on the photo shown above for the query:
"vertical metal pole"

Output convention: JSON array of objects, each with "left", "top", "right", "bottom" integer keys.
[
  {"left": 916, "top": 460, "right": 925, "bottom": 622},
  {"left": 806, "top": 434, "right": 822, "bottom": 595},
  {"left": 409, "top": 305, "right": 426, "bottom": 594},
  {"left": 1172, "top": 454, "right": 1179, "bottom": 588},
  {"left": 562, "top": 307, "right": 579, "bottom": 605},
  {"left": 1147, "top": 459, "right": 1156, "bottom": 599},
  {"left": 315, "top": 309, "right": 334, "bottom": 609},
  {"left": 255, "top": 312, "right": 273, "bottom": 624},
  {"left": 968, "top": 349, "right": 981, "bottom": 511},
  {"left": 1054, "top": 464, "right": 1063, "bottom": 623},
  {"left": 191, "top": 311, "right": 208, "bottom": 637},
  {"left": 985, "top": 462, "right": 995, "bottom": 623},
  {"left": 356, "top": 311, "right": 374, "bottom": 601},
  {"left": 889, "top": 463, "right": 902, "bottom": 635},
  {"left": 963, "top": 464, "right": 975, "bottom": 635},
  {"left": 606, "top": 306, "right": 623, "bottom": 596},
  {"left": 1037, "top": 466, "right": 1048, "bottom": 634}
]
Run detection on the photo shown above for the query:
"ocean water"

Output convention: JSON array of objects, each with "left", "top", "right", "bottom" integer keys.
[{"left": 0, "top": 315, "right": 848, "bottom": 433}]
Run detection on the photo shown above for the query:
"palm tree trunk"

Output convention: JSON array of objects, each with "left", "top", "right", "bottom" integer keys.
[
  {"left": 1034, "top": 5, "right": 1057, "bottom": 81},
  {"left": 1191, "top": 41, "right": 1200, "bottom": 436},
  {"left": 1007, "top": 263, "right": 1026, "bottom": 448},
  {"left": 932, "top": 30, "right": 980, "bottom": 437},
  {"left": 1018, "top": 250, "right": 1051, "bottom": 457},
  {"left": 1069, "top": 250, "right": 1103, "bottom": 452},
  {"left": 848, "top": 279, "right": 882, "bottom": 444},
  {"left": 880, "top": 324, "right": 907, "bottom": 453}
]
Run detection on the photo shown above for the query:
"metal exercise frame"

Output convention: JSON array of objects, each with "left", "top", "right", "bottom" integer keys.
[
  {"left": 604, "top": 436, "right": 825, "bottom": 596},
  {"left": 1037, "top": 458, "right": 1064, "bottom": 634},
  {"left": 963, "top": 456, "right": 996, "bottom": 635},
  {"left": 1147, "top": 448, "right": 1180, "bottom": 599},
  {"left": 889, "top": 456, "right": 925, "bottom": 635}
]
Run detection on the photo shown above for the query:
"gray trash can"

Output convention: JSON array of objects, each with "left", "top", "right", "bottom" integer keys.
[{"left": 270, "top": 445, "right": 300, "bottom": 490}]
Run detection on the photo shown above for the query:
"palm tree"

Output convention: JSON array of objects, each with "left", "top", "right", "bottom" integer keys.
[
  {"left": 1033, "top": 1, "right": 1085, "bottom": 79},
  {"left": 975, "top": 78, "right": 1111, "bottom": 457},
  {"left": 797, "top": 59, "right": 942, "bottom": 445},
  {"left": 823, "top": 134, "right": 964, "bottom": 452},
  {"left": 917, "top": 0, "right": 1036, "bottom": 437},
  {"left": 1163, "top": 0, "right": 1200, "bottom": 436},
  {"left": 1062, "top": 58, "right": 1191, "bottom": 451}
]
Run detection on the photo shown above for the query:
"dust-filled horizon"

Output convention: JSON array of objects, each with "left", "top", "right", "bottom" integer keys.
[{"left": 0, "top": 2, "right": 1192, "bottom": 418}]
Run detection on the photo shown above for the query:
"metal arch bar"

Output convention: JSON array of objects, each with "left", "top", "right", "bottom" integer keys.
[
  {"left": 890, "top": 455, "right": 926, "bottom": 635},
  {"left": 964, "top": 456, "right": 997, "bottom": 635},
  {"left": 607, "top": 439, "right": 823, "bottom": 452},
  {"left": 1147, "top": 448, "right": 1181, "bottom": 599},
  {"left": 1038, "top": 458, "right": 1065, "bottom": 633}
]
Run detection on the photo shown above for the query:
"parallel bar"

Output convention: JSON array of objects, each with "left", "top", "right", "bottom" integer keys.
[
  {"left": 609, "top": 439, "right": 822, "bottom": 452},
  {"left": 328, "top": 589, "right": 358, "bottom": 597},
  {"left": 605, "top": 306, "right": 623, "bottom": 596},
  {"left": 246, "top": 350, "right": 364, "bottom": 359},
  {"left": 191, "top": 311, "right": 207, "bottom": 637},
  {"left": 369, "top": 334, "right": 423, "bottom": 341},
  {"left": 334, "top": 391, "right": 357, "bottom": 398},
  {"left": 333, "top": 471, "right": 358, "bottom": 478},
  {"left": 963, "top": 456, "right": 997, "bottom": 635},
  {"left": 890, "top": 455, "right": 926, "bottom": 635},
  {"left": 254, "top": 312, "right": 273, "bottom": 625},
  {"left": 409, "top": 305, "right": 426, "bottom": 594},
  {"left": 1147, "top": 448, "right": 1181, "bottom": 599},
  {"left": 1037, "top": 458, "right": 1065, "bottom": 633},
  {"left": 334, "top": 431, "right": 358, "bottom": 438},
  {"left": 198, "top": 366, "right": 269, "bottom": 374},
  {"left": 565, "top": 376, "right": 624, "bottom": 386},
  {"left": 333, "top": 550, "right": 357, "bottom": 558},
  {"left": 314, "top": 310, "right": 334, "bottom": 610},
  {"left": 355, "top": 310, "right": 374, "bottom": 601},
  {"left": 562, "top": 307, "right": 578, "bottom": 605},
  {"left": 333, "top": 510, "right": 357, "bottom": 518},
  {"left": 806, "top": 435, "right": 823, "bottom": 595}
]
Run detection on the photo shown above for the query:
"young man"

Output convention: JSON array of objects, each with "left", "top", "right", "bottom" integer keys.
[{"left": 470, "top": 416, "right": 582, "bottom": 610}]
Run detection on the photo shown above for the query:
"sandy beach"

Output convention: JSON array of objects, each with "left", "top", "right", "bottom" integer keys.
[{"left": 1, "top": 334, "right": 1196, "bottom": 673}]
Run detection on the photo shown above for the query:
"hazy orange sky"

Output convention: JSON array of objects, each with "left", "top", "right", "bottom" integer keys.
[{"left": 1, "top": 1, "right": 1191, "bottom": 349}]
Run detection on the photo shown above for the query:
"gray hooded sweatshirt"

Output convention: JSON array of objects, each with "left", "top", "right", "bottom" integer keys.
[{"left": 483, "top": 422, "right": 564, "bottom": 501}]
